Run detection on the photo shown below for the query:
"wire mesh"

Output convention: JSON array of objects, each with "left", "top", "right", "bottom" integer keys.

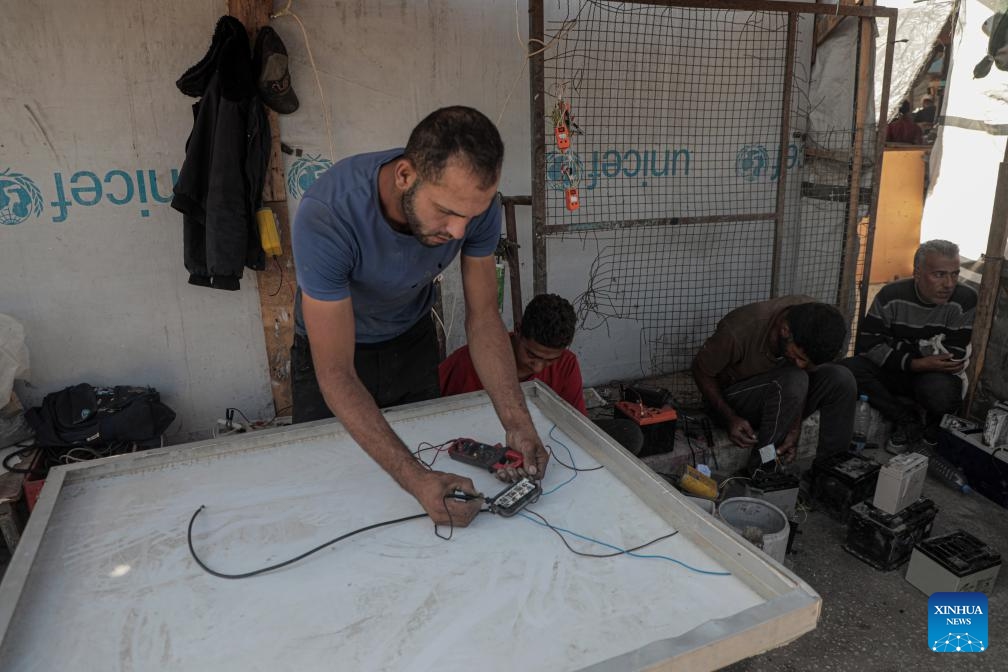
[{"left": 535, "top": 0, "right": 879, "bottom": 386}]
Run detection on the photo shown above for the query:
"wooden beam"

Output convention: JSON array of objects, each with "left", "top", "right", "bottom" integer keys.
[
  {"left": 858, "top": 13, "right": 898, "bottom": 322},
  {"left": 771, "top": 13, "right": 798, "bottom": 298},
  {"left": 529, "top": 0, "right": 548, "bottom": 296},
  {"left": 837, "top": 16, "right": 874, "bottom": 318},
  {"left": 966, "top": 140, "right": 1008, "bottom": 417},
  {"left": 228, "top": 0, "right": 294, "bottom": 417},
  {"left": 502, "top": 196, "right": 525, "bottom": 328},
  {"left": 602, "top": 0, "right": 896, "bottom": 18}
]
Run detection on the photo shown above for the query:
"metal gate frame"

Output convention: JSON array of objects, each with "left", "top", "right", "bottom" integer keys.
[{"left": 528, "top": 0, "right": 898, "bottom": 322}]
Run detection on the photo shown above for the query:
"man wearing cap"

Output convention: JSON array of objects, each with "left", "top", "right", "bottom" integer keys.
[{"left": 291, "top": 106, "right": 548, "bottom": 527}]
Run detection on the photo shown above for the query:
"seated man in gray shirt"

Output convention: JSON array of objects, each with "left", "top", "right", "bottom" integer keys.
[
  {"left": 841, "top": 240, "right": 976, "bottom": 453},
  {"left": 693, "top": 298, "right": 855, "bottom": 469}
]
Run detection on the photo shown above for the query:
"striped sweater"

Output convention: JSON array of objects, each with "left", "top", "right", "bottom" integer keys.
[{"left": 856, "top": 278, "right": 977, "bottom": 372}]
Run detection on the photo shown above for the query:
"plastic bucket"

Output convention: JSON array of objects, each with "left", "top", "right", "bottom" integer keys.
[
  {"left": 685, "top": 496, "right": 716, "bottom": 515},
  {"left": 718, "top": 496, "right": 790, "bottom": 564}
]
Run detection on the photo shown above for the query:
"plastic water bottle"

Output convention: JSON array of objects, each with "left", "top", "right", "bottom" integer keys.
[
  {"left": 916, "top": 446, "right": 972, "bottom": 494},
  {"left": 852, "top": 394, "right": 871, "bottom": 453}
]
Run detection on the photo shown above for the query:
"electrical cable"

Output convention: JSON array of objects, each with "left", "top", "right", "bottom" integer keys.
[
  {"left": 269, "top": 256, "right": 284, "bottom": 297},
  {"left": 270, "top": 1, "right": 335, "bottom": 164},
  {"left": 518, "top": 508, "right": 730, "bottom": 576},
  {"left": 541, "top": 426, "right": 580, "bottom": 495},
  {"left": 187, "top": 505, "right": 428, "bottom": 580},
  {"left": 522, "top": 507, "right": 677, "bottom": 558}
]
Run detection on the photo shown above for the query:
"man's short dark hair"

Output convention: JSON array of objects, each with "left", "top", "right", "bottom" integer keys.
[
  {"left": 520, "top": 294, "right": 576, "bottom": 349},
  {"left": 899, "top": 100, "right": 911, "bottom": 116},
  {"left": 786, "top": 302, "right": 847, "bottom": 365},
  {"left": 404, "top": 106, "right": 504, "bottom": 190}
]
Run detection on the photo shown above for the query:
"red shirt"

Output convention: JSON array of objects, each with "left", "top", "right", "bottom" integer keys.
[
  {"left": 439, "top": 342, "right": 587, "bottom": 415},
  {"left": 886, "top": 116, "right": 923, "bottom": 144}
]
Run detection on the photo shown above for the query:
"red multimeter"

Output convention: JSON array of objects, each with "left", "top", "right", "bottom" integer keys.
[{"left": 447, "top": 438, "right": 523, "bottom": 473}]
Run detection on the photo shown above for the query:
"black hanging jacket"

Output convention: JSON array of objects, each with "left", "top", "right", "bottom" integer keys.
[{"left": 171, "top": 16, "right": 269, "bottom": 290}]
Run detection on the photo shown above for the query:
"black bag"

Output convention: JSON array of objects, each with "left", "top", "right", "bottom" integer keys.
[{"left": 25, "top": 383, "right": 176, "bottom": 448}]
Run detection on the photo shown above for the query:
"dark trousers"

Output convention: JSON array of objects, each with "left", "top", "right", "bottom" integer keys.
[
  {"left": 291, "top": 316, "right": 441, "bottom": 424},
  {"left": 839, "top": 355, "right": 962, "bottom": 427},
  {"left": 721, "top": 363, "right": 857, "bottom": 462}
]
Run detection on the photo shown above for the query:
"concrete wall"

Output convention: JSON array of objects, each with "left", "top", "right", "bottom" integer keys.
[{"left": 0, "top": 2, "right": 274, "bottom": 439}]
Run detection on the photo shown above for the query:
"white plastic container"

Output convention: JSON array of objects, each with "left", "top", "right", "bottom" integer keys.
[{"left": 718, "top": 497, "right": 790, "bottom": 564}]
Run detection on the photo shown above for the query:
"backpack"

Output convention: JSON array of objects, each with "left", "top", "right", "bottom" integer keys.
[{"left": 25, "top": 383, "right": 176, "bottom": 449}]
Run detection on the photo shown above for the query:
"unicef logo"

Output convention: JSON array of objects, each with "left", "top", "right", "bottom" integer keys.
[
  {"left": 0, "top": 169, "right": 43, "bottom": 225},
  {"left": 287, "top": 155, "right": 333, "bottom": 199},
  {"left": 735, "top": 145, "right": 769, "bottom": 183}
]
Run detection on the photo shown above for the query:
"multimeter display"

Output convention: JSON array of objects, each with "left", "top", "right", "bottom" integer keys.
[{"left": 447, "top": 438, "right": 523, "bottom": 473}]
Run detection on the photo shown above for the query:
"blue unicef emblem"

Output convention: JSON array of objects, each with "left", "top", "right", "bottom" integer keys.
[
  {"left": 735, "top": 145, "right": 769, "bottom": 183},
  {"left": 287, "top": 155, "right": 333, "bottom": 199},
  {"left": 0, "top": 168, "right": 43, "bottom": 225},
  {"left": 929, "top": 592, "right": 988, "bottom": 652},
  {"left": 545, "top": 150, "right": 584, "bottom": 192}
]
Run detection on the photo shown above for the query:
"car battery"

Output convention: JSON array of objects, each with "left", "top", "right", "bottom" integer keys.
[
  {"left": 842, "top": 497, "right": 938, "bottom": 571},
  {"left": 905, "top": 530, "right": 1002, "bottom": 595},
  {"left": 873, "top": 452, "right": 928, "bottom": 515},
  {"left": 746, "top": 471, "right": 800, "bottom": 518},
  {"left": 614, "top": 401, "right": 677, "bottom": 457},
  {"left": 810, "top": 452, "right": 880, "bottom": 522},
  {"left": 936, "top": 415, "right": 1008, "bottom": 507}
]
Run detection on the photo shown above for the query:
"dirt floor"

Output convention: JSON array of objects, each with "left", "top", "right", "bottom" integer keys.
[{"left": 720, "top": 442, "right": 1006, "bottom": 672}]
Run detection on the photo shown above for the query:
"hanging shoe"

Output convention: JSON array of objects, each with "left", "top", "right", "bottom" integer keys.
[{"left": 254, "top": 26, "right": 299, "bottom": 114}]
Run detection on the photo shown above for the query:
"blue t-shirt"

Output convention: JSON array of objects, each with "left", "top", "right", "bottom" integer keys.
[{"left": 292, "top": 148, "right": 500, "bottom": 343}]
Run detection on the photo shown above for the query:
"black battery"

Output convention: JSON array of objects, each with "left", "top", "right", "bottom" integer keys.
[
  {"left": 843, "top": 497, "right": 938, "bottom": 571},
  {"left": 906, "top": 530, "right": 1002, "bottom": 594},
  {"left": 936, "top": 423, "right": 1008, "bottom": 508},
  {"left": 810, "top": 452, "right": 880, "bottom": 522}
]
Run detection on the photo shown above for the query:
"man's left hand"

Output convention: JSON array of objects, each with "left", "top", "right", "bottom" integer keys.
[
  {"left": 776, "top": 422, "right": 801, "bottom": 463},
  {"left": 501, "top": 425, "right": 549, "bottom": 482}
]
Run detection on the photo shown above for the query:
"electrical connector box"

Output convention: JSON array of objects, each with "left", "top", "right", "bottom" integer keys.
[
  {"left": 873, "top": 452, "right": 928, "bottom": 516},
  {"left": 905, "top": 530, "right": 1002, "bottom": 595}
]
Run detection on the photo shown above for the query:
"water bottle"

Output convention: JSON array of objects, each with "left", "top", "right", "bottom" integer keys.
[
  {"left": 916, "top": 446, "right": 972, "bottom": 493},
  {"left": 852, "top": 394, "right": 871, "bottom": 453}
]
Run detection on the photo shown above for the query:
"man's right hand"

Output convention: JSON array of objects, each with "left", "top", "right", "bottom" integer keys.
[
  {"left": 727, "top": 415, "right": 758, "bottom": 448},
  {"left": 407, "top": 470, "right": 484, "bottom": 527},
  {"left": 909, "top": 353, "right": 966, "bottom": 374}
]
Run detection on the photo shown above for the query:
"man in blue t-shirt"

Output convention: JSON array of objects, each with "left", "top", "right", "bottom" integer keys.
[{"left": 291, "top": 106, "right": 548, "bottom": 528}]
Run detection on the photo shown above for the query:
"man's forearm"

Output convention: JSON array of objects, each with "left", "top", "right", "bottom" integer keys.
[
  {"left": 318, "top": 367, "right": 427, "bottom": 490},
  {"left": 693, "top": 368, "right": 736, "bottom": 423},
  {"left": 466, "top": 316, "right": 534, "bottom": 431}
]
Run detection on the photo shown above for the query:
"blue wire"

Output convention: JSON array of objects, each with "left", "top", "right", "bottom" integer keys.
[
  {"left": 517, "top": 512, "right": 731, "bottom": 576},
  {"left": 541, "top": 425, "right": 578, "bottom": 495}
]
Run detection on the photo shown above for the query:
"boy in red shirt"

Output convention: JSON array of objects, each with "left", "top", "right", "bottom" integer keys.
[{"left": 440, "top": 294, "right": 644, "bottom": 453}]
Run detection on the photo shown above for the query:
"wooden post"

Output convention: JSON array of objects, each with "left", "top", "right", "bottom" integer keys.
[
  {"left": 529, "top": 0, "right": 548, "bottom": 296},
  {"left": 228, "top": 0, "right": 295, "bottom": 417},
  {"left": 857, "top": 12, "right": 898, "bottom": 322},
  {"left": 770, "top": 12, "right": 797, "bottom": 298},
  {"left": 837, "top": 16, "right": 873, "bottom": 319},
  {"left": 502, "top": 195, "right": 531, "bottom": 327},
  {"left": 965, "top": 140, "right": 1008, "bottom": 416}
]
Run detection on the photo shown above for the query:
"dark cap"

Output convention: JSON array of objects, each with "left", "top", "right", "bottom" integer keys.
[{"left": 253, "top": 26, "right": 299, "bottom": 114}]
